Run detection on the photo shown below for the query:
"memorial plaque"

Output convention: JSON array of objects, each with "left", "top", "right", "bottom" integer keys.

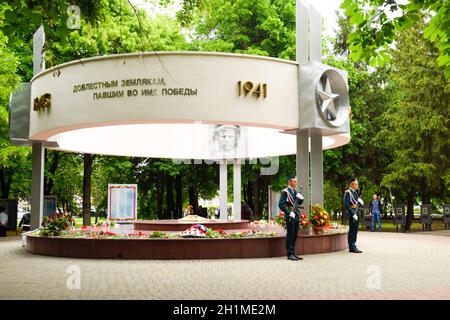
[
  {"left": 443, "top": 204, "right": 450, "bottom": 223},
  {"left": 107, "top": 184, "right": 137, "bottom": 221},
  {"left": 393, "top": 205, "right": 405, "bottom": 226},
  {"left": 420, "top": 204, "right": 432, "bottom": 224}
]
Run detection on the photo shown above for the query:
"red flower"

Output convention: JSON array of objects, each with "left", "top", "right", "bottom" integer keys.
[{"left": 82, "top": 225, "right": 87, "bottom": 230}]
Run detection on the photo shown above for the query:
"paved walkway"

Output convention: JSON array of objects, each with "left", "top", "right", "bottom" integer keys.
[{"left": 1, "top": 231, "right": 450, "bottom": 300}]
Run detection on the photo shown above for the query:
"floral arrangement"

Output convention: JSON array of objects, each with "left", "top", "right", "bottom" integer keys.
[
  {"left": 299, "top": 213, "right": 310, "bottom": 229},
  {"left": 33, "top": 227, "right": 279, "bottom": 239},
  {"left": 40, "top": 212, "right": 75, "bottom": 236},
  {"left": 206, "top": 228, "right": 227, "bottom": 238},
  {"left": 309, "top": 204, "right": 330, "bottom": 227},
  {"left": 273, "top": 212, "right": 286, "bottom": 228},
  {"left": 181, "top": 224, "right": 208, "bottom": 238}
]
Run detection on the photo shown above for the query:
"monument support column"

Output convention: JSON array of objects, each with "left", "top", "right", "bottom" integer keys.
[
  {"left": 219, "top": 161, "right": 228, "bottom": 220},
  {"left": 31, "top": 141, "right": 45, "bottom": 230},
  {"left": 31, "top": 25, "right": 46, "bottom": 230},
  {"left": 310, "top": 131, "right": 323, "bottom": 206},
  {"left": 296, "top": 130, "right": 310, "bottom": 213},
  {"left": 296, "top": 0, "right": 311, "bottom": 213},
  {"left": 233, "top": 160, "right": 241, "bottom": 220}
]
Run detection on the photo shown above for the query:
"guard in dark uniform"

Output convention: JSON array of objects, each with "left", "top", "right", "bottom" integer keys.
[
  {"left": 344, "top": 177, "right": 363, "bottom": 253},
  {"left": 278, "top": 174, "right": 304, "bottom": 261}
]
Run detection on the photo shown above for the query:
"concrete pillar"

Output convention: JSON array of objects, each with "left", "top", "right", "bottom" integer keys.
[
  {"left": 309, "top": 5, "right": 322, "bottom": 62},
  {"left": 310, "top": 131, "right": 323, "bottom": 206},
  {"left": 31, "top": 25, "right": 46, "bottom": 230},
  {"left": 219, "top": 161, "right": 228, "bottom": 220},
  {"left": 233, "top": 160, "right": 241, "bottom": 220},
  {"left": 296, "top": 0, "right": 309, "bottom": 64},
  {"left": 296, "top": 129, "right": 310, "bottom": 213},
  {"left": 31, "top": 141, "right": 45, "bottom": 230}
]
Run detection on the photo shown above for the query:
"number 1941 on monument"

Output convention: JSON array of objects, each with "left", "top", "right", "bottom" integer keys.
[{"left": 237, "top": 81, "right": 267, "bottom": 98}]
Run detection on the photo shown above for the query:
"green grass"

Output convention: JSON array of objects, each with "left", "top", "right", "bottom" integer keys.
[{"left": 358, "top": 220, "right": 448, "bottom": 233}]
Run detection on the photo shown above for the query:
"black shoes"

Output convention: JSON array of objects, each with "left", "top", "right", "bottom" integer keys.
[
  {"left": 287, "top": 254, "right": 303, "bottom": 260},
  {"left": 349, "top": 249, "right": 363, "bottom": 253}
]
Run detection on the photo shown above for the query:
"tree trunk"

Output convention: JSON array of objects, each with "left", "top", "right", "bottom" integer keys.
[
  {"left": 243, "top": 183, "right": 248, "bottom": 205},
  {"left": 253, "top": 179, "right": 260, "bottom": 220},
  {"left": 166, "top": 175, "right": 175, "bottom": 219},
  {"left": 82, "top": 153, "right": 94, "bottom": 226},
  {"left": 405, "top": 191, "right": 415, "bottom": 231},
  {"left": 44, "top": 150, "right": 59, "bottom": 195},
  {"left": 258, "top": 176, "right": 269, "bottom": 219},
  {"left": 0, "top": 168, "right": 11, "bottom": 198},
  {"left": 188, "top": 185, "right": 198, "bottom": 212},
  {"left": 175, "top": 174, "right": 183, "bottom": 219},
  {"left": 246, "top": 181, "right": 254, "bottom": 213},
  {"left": 156, "top": 172, "right": 165, "bottom": 219}
]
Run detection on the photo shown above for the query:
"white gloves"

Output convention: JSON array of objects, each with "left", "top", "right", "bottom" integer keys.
[
  {"left": 358, "top": 198, "right": 364, "bottom": 206},
  {"left": 296, "top": 193, "right": 304, "bottom": 200},
  {"left": 353, "top": 214, "right": 358, "bottom": 221},
  {"left": 289, "top": 212, "right": 296, "bottom": 219}
]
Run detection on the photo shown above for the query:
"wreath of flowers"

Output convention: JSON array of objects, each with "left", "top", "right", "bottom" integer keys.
[{"left": 181, "top": 224, "right": 208, "bottom": 238}]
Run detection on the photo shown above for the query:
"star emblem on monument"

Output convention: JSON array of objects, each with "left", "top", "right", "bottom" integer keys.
[{"left": 317, "top": 76, "right": 339, "bottom": 121}]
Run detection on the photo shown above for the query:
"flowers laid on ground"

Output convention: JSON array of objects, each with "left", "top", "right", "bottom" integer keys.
[
  {"left": 181, "top": 224, "right": 208, "bottom": 238},
  {"left": 149, "top": 231, "right": 168, "bottom": 238},
  {"left": 206, "top": 228, "right": 227, "bottom": 238},
  {"left": 309, "top": 204, "right": 330, "bottom": 227},
  {"left": 34, "top": 223, "right": 280, "bottom": 239},
  {"left": 225, "top": 230, "right": 278, "bottom": 238},
  {"left": 40, "top": 212, "right": 75, "bottom": 236},
  {"left": 94, "top": 220, "right": 116, "bottom": 228}
]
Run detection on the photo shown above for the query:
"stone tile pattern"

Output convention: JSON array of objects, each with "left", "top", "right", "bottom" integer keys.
[{"left": 1, "top": 231, "right": 450, "bottom": 300}]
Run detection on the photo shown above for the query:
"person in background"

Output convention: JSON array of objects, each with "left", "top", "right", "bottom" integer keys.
[
  {"left": 0, "top": 206, "right": 8, "bottom": 237},
  {"left": 19, "top": 211, "right": 31, "bottom": 232},
  {"left": 369, "top": 194, "right": 383, "bottom": 232}
]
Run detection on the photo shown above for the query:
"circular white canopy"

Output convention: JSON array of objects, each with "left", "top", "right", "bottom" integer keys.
[
  {"left": 30, "top": 52, "right": 350, "bottom": 158},
  {"left": 47, "top": 123, "right": 349, "bottom": 159}
]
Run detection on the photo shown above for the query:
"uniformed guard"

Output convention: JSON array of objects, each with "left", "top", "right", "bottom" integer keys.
[
  {"left": 278, "top": 174, "right": 304, "bottom": 261},
  {"left": 344, "top": 177, "right": 364, "bottom": 253}
]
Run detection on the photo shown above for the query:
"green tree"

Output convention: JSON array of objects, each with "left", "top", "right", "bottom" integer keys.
[
  {"left": 323, "top": 11, "right": 392, "bottom": 221},
  {"left": 0, "top": 28, "right": 30, "bottom": 200},
  {"left": 1, "top": 0, "right": 187, "bottom": 222},
  {"left": 377, "top": 16, "right": 450, "bottom": 230},
  {"left": 340, "top": 0, "right": 450, "bottom": 77},
  {"left": 175, "top": 0, "right": 296, "bottom": 59}
]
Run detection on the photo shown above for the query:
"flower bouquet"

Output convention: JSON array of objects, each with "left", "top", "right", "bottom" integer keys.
[
  {"left": 309, "top": 204, "right": 330, "bottom": 234},
  {"left": 274, "top": 212, "right": 286, "bottom": 228},
  {"left": 181, "top": 224, "right": 208, "bottom": 238},
  {"left": 40, "top": 212, "right": 75, "bottom": 237},
  {"left": 299, "top": 213, "right": 311, "bottom": 235}
]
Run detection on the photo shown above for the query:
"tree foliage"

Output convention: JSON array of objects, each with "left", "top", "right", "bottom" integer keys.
[{"left": 341, "top": 0, "right": 450, "bottom": 77}]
